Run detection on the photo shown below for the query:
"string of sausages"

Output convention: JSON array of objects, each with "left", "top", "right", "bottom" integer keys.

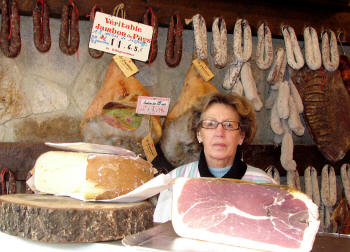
[
  {"left": 88, "top": 4, "right": 103, "bottom": 58},
  {"left": 143, "top": 8, "right": 158, "bottom": 64},
  {"left": 33, "top": 0, "right": 51, "bottom": 53},
  {"left": 0, "top": 0, "right": 21, "bottom": 57},
  {"left": 165, "top": 13, "right": 183, "bottom": 67},
  {"left": 59, "top": 0, "right": 79, "bottom": 55}
]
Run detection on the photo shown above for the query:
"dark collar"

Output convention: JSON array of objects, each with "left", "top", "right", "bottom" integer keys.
[{"left": 198, "top": 146, "right": 247, "bottom": 179}]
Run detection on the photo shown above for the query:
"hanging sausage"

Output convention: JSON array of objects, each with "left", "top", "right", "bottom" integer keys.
[
  {"left": 212, "top": 17, "right": 227, "bottom": 68},
  {"left": 143, "top": 8, "right": 158, "bottom": 63},
  {"left": 0, "top": 0, "right": 21, "bottom": 57},
  {"left": 88, "top": 5, "right": 104, "bottom": 58},
  {"left": 321, "top": 29, "right": 339, "bottom": 72},
  {"left": 59, "top": 0, "right": 80, "bottom": 55},
  {"left": 165, "top": 13, "right": 183, "bottom": 67},
  {"left": 256, "top": 23, "right": 273, "bottom": 70},
  {"left": 282, "top": 25, "right": 304, "bottom": 70},
  {"left": 303, "top": 26, "right": 321, "bottom": 70},
  {"left": 33, "top": 0, "right": 51, "bottom": 53}
]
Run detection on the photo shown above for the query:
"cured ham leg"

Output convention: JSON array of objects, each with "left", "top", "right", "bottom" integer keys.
[
  {"left": 160, "top": 63, "right": 217, "bottom": 167},
  {"left": 80, "top": 60, "right": 162, "bottom": 156}
]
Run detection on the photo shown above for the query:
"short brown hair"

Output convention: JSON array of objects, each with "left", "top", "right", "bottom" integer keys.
[{"left": 195, "top": 92, "right": 257, "bottom": 144}]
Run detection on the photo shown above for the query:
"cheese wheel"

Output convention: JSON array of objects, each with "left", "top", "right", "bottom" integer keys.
[{"left": 33, "top": 151, "right": 156, "bottom": 200}]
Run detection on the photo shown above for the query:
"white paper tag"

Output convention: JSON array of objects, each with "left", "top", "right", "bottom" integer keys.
[
  {"left": 136, "top": 96, "right": 170, "bottom": 116},
  {"left": 89, "top": 12, "right": 153, "bottom": 62}
]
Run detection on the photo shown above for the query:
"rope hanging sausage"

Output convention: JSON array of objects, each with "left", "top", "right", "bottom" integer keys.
[
  {"left": 287, "top": 170, "right": 301, "bottom": 191},
  {"left": 320, "top": 164, "right": 337, "bottom": 232},
  {"left": 0, "top": 166, "right": 16, "bottom": 195},
  {"left": 341, "top": 163, "right": 350, "bottom": 205},
  {"left": 321, "top": 29, "right": 339, "bottom": 72},
  {"left": 88, "top": 4, "right": 104, "bottom": 59},
  {"left": 304, "top": 166, "right": 321, "bottom": 207},
  {"left": 282, "top": 25, "right": 304, "bottom": 70},
  {"left": 192, "top": 14, "right": 207, "bottom": 61},
  {"left": 143, "top": 8, "right": 158, "bottom": 64},
  {"left": 233, "top": 19, "right": 252, "bottom": 63},
  {"left": 303, "top": 26, "right": 321, "bottom": 70},
  {"left": 165, "top": 13, "right": 183, "bottom": 67},
  {"left": 256, "top": 23, "right": 273, "bottom": 70},
  {"left": 33, "top": 0, "right": 51, "bottom": 53},
  {"left": 266, "top": 165, "right": 280, "bottom": 184},
  {"left": 212, "top": 17, "right": 227, "bottom": 69},
  {"left": 267, "top": 48, "right": 286, "bottom": 84},
  {"left": 59, "top": 0, "right": 79, "bottom": 55},
  {"left": 0, "top": 0, "right": 21, "bottom": 57}
]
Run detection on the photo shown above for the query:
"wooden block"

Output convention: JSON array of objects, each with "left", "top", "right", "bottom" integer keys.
[{"left": 0, "top": 194, "right": 154, "bottom": 243}]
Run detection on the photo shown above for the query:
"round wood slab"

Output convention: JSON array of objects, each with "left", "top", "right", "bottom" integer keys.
[{"left": 0, "top": 194, "right": 154, "bottom": 243}]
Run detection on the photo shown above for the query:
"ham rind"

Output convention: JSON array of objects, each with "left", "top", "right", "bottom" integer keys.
[{"left": 172, "top": 177, "right": 319, "bottom": 252}]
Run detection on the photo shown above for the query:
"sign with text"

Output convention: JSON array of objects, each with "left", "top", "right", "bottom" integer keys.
[
  {"left": 136, "top": 96, "right": 170, "bottom": 116},
  {"left": 89, "top": 12, "right": 153, "bottom": 62}
]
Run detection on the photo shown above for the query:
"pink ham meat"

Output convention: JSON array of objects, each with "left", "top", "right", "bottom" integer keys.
[{"left": 172, "top": 177, "right": 319, "bottom": 252}]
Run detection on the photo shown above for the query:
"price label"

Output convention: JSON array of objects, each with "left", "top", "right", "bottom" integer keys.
[
  {"left": 192, "top": 59, "right": 214, "bottom": 81},
  {"left": 142, "top": 133, "right": 157, "bottom": 163},
  {"left": 136, "top": 96, "right": 170, "bottom": 116},
  {"left": 113, "top": 55, "right": 139, "bottom": 77},
  {"left": 89, "top": 12, "right": 153, "bottom": 62}
]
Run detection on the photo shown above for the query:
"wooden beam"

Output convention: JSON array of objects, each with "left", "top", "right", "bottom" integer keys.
[{"left": 15, "top": 0, "right": 350, "bottom": 43}]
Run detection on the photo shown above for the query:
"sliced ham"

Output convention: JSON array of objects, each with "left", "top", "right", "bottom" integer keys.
[{"left": 172, "top": 177, "right": 319, "bottom": 252}]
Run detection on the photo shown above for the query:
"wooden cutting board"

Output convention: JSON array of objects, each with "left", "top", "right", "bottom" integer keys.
[{"left": 0, "top": 194, "right": 154, "bottom": 243}]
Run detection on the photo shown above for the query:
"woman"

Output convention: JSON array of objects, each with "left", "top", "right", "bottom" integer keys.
[{"left": 154, "top": 92, "right": 275, "bottom": 223}]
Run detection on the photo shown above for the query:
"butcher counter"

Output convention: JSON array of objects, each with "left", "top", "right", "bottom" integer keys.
[{"left": 1, "top": 221, "right": 350, "bottom": 252}]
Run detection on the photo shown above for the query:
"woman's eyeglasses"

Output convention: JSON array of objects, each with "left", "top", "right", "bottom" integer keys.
[{"left": 200, "top": 120, "right": 240, "bottom": 131}]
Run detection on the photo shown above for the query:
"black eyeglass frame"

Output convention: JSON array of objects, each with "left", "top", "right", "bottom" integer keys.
[{"left": 199, "top": 120, "right": 241, "bottom": 131}]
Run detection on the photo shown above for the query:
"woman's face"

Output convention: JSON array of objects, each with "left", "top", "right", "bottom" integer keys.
[{"left": 197, "top": 103, "right": 245, "bottom": 167}]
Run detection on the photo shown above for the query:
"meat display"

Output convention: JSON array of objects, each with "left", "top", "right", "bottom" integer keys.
[
  {"left": 172, "top": 177, "right": 320, "bottom": 252},
  {"left": 292, "top": 67, "right": 350, "bottom": 162},
  {"left": 0, "top": 0, "right": 21, "bottom": 57},
  {"left": 80, "top": 60, "right": 162, "bottom": 156},
  {"left": 33, "top": 0, "right": 51, "bottom": 53},
  {"left": 160, "top": 63, "right": 217, "bottom": 167}
]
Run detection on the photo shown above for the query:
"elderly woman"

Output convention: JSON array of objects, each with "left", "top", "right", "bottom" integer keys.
[{"left": 154, "top": 93, "right": 275, "bottom": 223}]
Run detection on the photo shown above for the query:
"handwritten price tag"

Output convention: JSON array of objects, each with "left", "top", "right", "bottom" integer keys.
[
  {"left": 136, "top": 96, "right": 170, "bottom": 116},
  {"left": 142, "top": 133, "right": 157, "bottom": 163},
  {"left": 113, "top": 55, "right": 139, "bottom": 77},
  {"left": 192, "top": 59, "right": 214, "bottom": 81},
  {"left": 89, "top": 12, "right": 153, "bottom": 62}
]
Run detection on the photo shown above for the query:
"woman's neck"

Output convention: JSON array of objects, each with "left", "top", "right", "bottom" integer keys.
[{"left": 205, "top": 154, "right": 235, "bottom": 168}]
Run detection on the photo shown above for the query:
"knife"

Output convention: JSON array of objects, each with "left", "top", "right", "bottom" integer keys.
[{"left": 45, "top": 142, "right": 137, "bottom": 157}]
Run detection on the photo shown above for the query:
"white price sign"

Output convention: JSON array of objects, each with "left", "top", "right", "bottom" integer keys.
[{"left": 89, "top": 12, "right": 153, "bottom": 62}]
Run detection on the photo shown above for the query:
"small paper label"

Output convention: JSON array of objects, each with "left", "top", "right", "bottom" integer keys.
[
  {"left": 89, "top": 12, "right": 153, "bottom": 62},
  {"left": 192, "top": 59, "right": 214, "bottom": 81},
  {"left": 113, "top": 55, "right": 139, "bottom": 77},
  {"left": 142, "top": 133, "right": 157, "bottom": 163},
  {"left": 136, "top": 96, "right": 170, "bottom": 116}
]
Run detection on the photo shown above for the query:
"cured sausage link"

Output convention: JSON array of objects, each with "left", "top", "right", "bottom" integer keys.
[
  {"left": 33, "top": 0, "right": 51, "bottom": 53},
  {"left": 212, "top": 17, "right": 227, "bottom": 68},
  {"left": 59, "top": 1, "right": 80, "bottom": 55},
  {"left": 192, "top": 14, "right": 207, "bottom": 60},
  {"left": 282, "top": 26, "right": 304, "bottom": 70},
  {"left": 143, "top": 8, "right": 158, "bottom": 63},
  {"left": 233, "top": 19, "right": 252, "bottom": 63},
  {"left": 303, "top": 26, "right": 321, "bottom": 70},
  {"left": 165, "top": 14, "right": 183, "bottom": 67},
  {"left": 88, "top": 6, "right": 104, "bottom": 58},
  {"left": 341, "top": 163, "right": 350, "bottom": 205},
  {"left": 321, "top": 29, "right": 339, "bottom": 72},
  {"left": 0, "top": 0, "right": 21, "bottom": 57},
  {"left": 256, "top": 23, "right": 273, "bottom": 70}
]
